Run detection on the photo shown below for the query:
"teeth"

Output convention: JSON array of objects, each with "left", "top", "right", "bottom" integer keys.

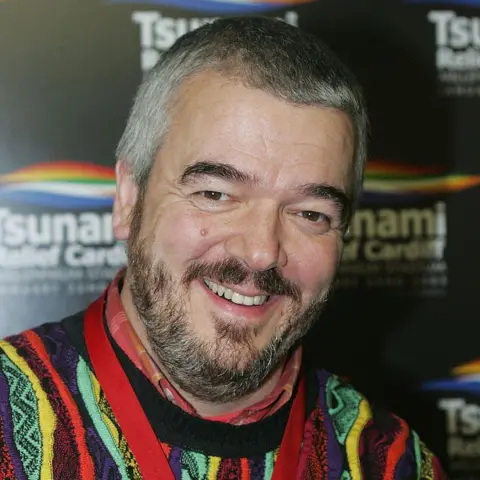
[
  {"left": 243, "top": 296, "right": 254, "bottom": 306},
  {"left": 253, "top": 296, "right": 263, "bottom": 306},
  {"left": 204, "top": 280, "right": 267, "bottom": 306},
  {"left": 231, "top": 292, "right": 243, "bottom": 304}
]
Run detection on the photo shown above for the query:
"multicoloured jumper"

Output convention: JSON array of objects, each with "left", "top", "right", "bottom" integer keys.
[{"left": 0, "top": 312, "right": 445, "bottom": 479}]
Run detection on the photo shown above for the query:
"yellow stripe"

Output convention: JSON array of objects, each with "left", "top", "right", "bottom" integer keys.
[
  {"left": 207, "top": 457, "right": 221, "bottom": 479},
  {"left": 345, "top": 399, "right": 372, "bottom": 480},
  {"left": 90, "top": 371, "right": 121, "bottom": 445},
  {"left": 453, "top": 362, "right": 480, "bottom": 375},
  {"left": 419, "top": 441, "right": 435, "bottom": 480},
  {"left": 273, "top": 447, "right": 280, "bottom": 462},
  {"left": 0, "top": 341, "right": 56, "bottom": 480}
]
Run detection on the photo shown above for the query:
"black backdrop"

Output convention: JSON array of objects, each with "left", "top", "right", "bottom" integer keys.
[{"left": 1, "top": 0, "right": 480, "bottom": 477}]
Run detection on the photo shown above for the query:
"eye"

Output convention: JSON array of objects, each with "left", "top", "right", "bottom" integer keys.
[
  {"left": 199, "top": 191, "right": 230, "bottom": 202},
  {"left": 298, "top": 211, "right": 331, "bottom": 225}
]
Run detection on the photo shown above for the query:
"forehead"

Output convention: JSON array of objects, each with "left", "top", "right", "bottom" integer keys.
[{"left": 159, "top": 70, "right": 355, "bottom": 188}]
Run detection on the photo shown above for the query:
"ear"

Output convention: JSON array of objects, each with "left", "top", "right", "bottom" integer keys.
[{"left": 112, "top": 160, "right": 139, "bottom": 241}]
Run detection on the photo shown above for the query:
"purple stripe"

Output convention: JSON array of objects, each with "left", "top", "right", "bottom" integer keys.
[
  {"left": 86, "top": 426, "right": 122, "bottom": 479},
  {"left": 169, "top": 446, "right": 183, "bottom": 479},
  {"left": 0, "top": 364, "right": 27, "bottom": 480},
  {"left": 394, "top": 434, "right": 416, "bottom": 479},
  {"left": 34, "top": 324, "right": 122, "bottom": 479},
  {"left": 249, "top": 456, "right": 266, "bottom": 480},
  {"left": 35, "top": 323, "right": 80, "bottom": 394},
  {"left": 316, "top": 370, "right": 344, "bottom": 480}
]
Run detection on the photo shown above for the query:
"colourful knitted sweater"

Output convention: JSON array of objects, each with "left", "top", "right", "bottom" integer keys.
[{"left": 0, "top": 311, "right": 445, "bottom": 479}]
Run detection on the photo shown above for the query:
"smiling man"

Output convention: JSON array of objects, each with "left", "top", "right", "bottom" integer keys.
[{"left": 0, "top": 17, "right": 445, "bottom": 479}]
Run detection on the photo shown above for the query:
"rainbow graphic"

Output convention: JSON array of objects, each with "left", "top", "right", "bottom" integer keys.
[
  {"left": 0, "top": 160, "right": 479, "bottom": 210},
  {"left": 0, "top": 161, "right": 116, "bottom": 210},
  {"left": 421, "top": 360, "right": 480, "bottom": 395},
  {"left": 361, "top": 160, "right": 480, "bottom": 204},
  {"left": 105, "top": 0, "right": 316, "bottom": 14}
]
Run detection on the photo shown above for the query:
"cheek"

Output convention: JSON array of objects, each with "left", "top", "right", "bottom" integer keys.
[
  {"left": 151, "top": 206, "right": 219, "bottom": 264},
  {"left": 288, "top": 237, "right": 342, "bottom": 295}
]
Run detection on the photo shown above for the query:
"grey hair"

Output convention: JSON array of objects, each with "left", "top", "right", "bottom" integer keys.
[{"left": 116, "top": 16, "right": 369, "bottom": 213}]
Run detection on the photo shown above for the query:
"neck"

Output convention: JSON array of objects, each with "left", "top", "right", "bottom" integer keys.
[
  {"left": 120, "top": 277, "right": 284, "bottom": 418},
  {"left": 169, "top": 365, "right": 283, "bottom": 419}
]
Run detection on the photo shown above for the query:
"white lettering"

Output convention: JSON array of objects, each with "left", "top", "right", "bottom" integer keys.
[
  {"left": 429, "top": 11, "right": 480, "bottom": 49},
  {"left": 438, "top": 398, "right": 480, "bottom": 436},
  {"left": 133, "top": 11, "right": 299, "bottom": 73},
  {"left": 348, "top": 202, "right": 446, "bottom": 240},
  {"left": 461, "top": 402, "right": 480, "bottom": 435},
  {"left": 448, "top": 435, "right": 480, "bottom": 457},
  {"left": 0, "top": 209, "right": 114, "bottom": 247},
  {"left": 342, "top": 240, "right": 360, "bottom": 262},
  {"left": 439, "top": 398, "right": 465, "bottom": 435},
  {"left": 437, "top": 46, "right": 480, "bottom": 69},
  {"left": 132, "top": 11, "right": 159, "bottom": 48},
  {"left": 64, "top": 244, "right": 126, "bottom": 268},
  {"left": 0, "top": 245, "right": 61, "bottom": 269},
  {"left": 363, "top": 238, "right": 446, "bottom": 262}
]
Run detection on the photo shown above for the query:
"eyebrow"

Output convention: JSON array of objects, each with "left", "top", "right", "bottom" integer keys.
[
  {"left": 178, "top": 161, "right": 259, "bottom": 186},
  {"left": 299, "top": 183, "right": 350, "bottom": 221},
  {"left": 178, "top": 160, "right": 350, "bottom": 220}
]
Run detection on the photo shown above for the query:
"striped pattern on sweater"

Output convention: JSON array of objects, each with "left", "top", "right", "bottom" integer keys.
[{"left": 0, "top": 320, "right": 446, "bottom": 479}]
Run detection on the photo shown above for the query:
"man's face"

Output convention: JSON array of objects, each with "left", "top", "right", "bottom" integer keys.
[{"left": 114, "top": 71, "right": 354, "bottom": 403}]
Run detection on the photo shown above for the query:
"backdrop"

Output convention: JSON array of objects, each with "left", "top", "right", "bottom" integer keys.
[{"left": 1, "top": 0, "right": 479, "bottom": 477}]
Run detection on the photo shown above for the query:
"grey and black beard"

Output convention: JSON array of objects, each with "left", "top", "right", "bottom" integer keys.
[{"left": 126, "top": 196, "right": 329, "bottom": 404}]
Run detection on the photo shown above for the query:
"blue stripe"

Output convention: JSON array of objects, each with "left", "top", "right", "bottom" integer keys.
[
  {"left": 0, "top": 191, "right": 113, "bottom": 210},
  {"left": 421, "top": 379, "right": 480, "bottom": 394},
  {"left": 104, "top": 0, "right": 297, "bottom": 14}
]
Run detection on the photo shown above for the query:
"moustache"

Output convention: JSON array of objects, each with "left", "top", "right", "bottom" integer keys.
[{"left": 182, "top": 258, "right": 301, "bottom": 302}]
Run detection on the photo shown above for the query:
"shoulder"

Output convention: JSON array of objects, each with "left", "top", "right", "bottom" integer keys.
[
  {"left": 0, "top": 313, "right": 86, "bottom": 392},
  {"left": 0, "top": 321, "right": 61, "bottom": 370},
  {"left": 306, "top": 369, "right": 447, "bottom": 479},
  {"left": 0, "top": 315, "right": 98, "bottom": 477}
]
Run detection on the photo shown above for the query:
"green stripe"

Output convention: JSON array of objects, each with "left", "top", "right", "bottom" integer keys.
[
  {"left": 326, "top": 376, "right": 362, "bottom": 445},
  {"left": 1, "top": 353, "right": 42, "bottom": 480},
  {"left": 76, "top": 358, "right": 130, "bottom": 480},
  {"left": 412, "top": 430, "right": 422, "bottom": 479},
  {"left": 265, "top": 450, "right": 275, "bottom": 479},
  {"left": 182, "top": 451, "right": 209, "bottom": 479}
]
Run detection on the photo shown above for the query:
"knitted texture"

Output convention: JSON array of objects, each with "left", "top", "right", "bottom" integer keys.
[{"left": 0, "top": 319, "right": 446, "bottom": 480}]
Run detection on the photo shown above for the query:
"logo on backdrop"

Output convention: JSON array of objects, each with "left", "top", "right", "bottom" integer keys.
[
  {"left": 422, "top": 360, "right": 480, "bottom": 474},
  {"left": 106, "top": 0, "right": 315, "bottom": 14},
  {"left": 0, "top": 161, "right": 125, "bottom": 297},
  {"left": 106, "top": 1, "right": 303, "bottom": 73},
  {"left": 338, "top": 161, "right": 480, "bottom": 296},
  {"left": 427, "top": 10, "right": 480, "bottom": 97}
]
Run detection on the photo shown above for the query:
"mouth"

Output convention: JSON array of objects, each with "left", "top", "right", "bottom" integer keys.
[{"left": 204, "top": 279, "right": 270, "bottom": 306}]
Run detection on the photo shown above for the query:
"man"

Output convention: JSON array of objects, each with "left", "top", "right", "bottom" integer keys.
[{"left": 0, "top": 17, "right": 445, "bottom": 480}]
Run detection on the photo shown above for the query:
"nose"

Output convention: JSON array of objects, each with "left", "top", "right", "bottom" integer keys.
[{"left": 224, "top": 204, "right": 287, "bottom": 272}]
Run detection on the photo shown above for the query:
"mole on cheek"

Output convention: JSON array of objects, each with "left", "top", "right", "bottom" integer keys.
[{"left": 200, "top": 228, "right": 208, "bottom": 237}]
